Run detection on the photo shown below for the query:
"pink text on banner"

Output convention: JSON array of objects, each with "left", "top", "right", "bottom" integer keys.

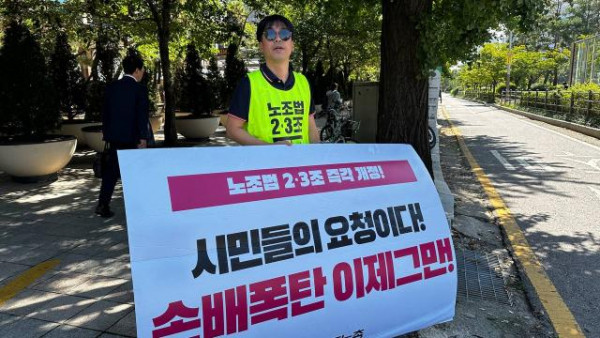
[{"left": 167, "top": 160, "right": 417, "bottom": 211}]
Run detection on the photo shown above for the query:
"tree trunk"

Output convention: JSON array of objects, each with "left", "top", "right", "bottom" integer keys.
[
  {"left": 159, "top": 30, "right": 177, "bottom": 146},
  {"left": 377, "top": 0, "right": 433, "bottom": 177}
]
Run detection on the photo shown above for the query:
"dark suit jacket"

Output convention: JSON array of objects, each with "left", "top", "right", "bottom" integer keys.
[{"left": 102, "top": 76, "right": 150, "bottom": 145}]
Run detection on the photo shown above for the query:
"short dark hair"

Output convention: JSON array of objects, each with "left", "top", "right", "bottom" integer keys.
[
  {"left": 122, "top": 50, "right": 144, "bottom": 75},
  {"left": 256, "top": 14, "right": 294, "bottom": 42},
  {"left": 330, "top": 82, "right": 338, "bottom": 90}
]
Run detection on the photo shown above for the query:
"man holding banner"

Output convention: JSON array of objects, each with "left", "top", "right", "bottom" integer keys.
[
  {"left": 118, "top": 14, "right": 456, "bottom": 338},
  {"left": 226, "top": 15, "right": 320, "bottom": 145}
]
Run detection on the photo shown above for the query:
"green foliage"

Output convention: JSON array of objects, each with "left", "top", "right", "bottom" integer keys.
[
  {"left": 422, "top": 0, "right": 548, "bottom": 75},
  {"left": 456, "top": 42, "right": 572, "bottom": 91},
  {"left": 206, "top": 56, "right": 225, "bottom": 110},
  {"left": 450, "top": 88, "right": 459, "bottom": 96},
  {"left": 85, "top": 33, "right": 121, "bottom": 122},
  {"left": 135, "top": 48, "right": 159, "bottom": 117},
  {"left": 568, "top": 82, "right": 600, "bottom": 94},
  {"left": 0, "top": 21, "right": 59, "bottom": 136},
  {"left": 496, "top": 82, "right": 517, "bottom": 93},
  {"left": 222, "top": 43, "right": 246, "bottom": 108},
  {"left": 49, "top": 31, "right": 85, "bottom": 120},
  {"left": 258, "top": 0, "right": 381, "bottom": 89},
  {"left": 172, "top": 65, "right": 185, "bottom": 111},
  {"left": 143, "top": 69, "right": 159, "bottom": 117},
  {"left": 85, "top": 81, "right": 107, "bottom": 123},
  {"left": 530, "top": 83, "right": 548, "bottom": 91},
  {"left": 181, "top": 44, "right": 212, "bottom": 117}
]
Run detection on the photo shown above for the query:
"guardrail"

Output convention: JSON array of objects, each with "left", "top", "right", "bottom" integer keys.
[{"left": 456, "top": 90, "right": 600, "bottom": 125}]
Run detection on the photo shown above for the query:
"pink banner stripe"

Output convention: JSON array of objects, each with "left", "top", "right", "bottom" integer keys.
[{"left": 168, "top": 160, "right": 416, "bottom": 211}]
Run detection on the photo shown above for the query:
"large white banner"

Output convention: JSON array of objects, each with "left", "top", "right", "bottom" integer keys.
[{"left": 119, "top": 144, "right": 456, "bottom": 338}]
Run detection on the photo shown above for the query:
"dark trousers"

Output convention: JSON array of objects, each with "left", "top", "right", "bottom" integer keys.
[{"left": 98, "top": 142, "right": 136, "bottom": 207}]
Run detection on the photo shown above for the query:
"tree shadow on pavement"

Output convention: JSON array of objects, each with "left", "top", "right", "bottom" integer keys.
[
  {"left": 0, "top": 147, "right": 135, "bottom": 336},
  {"left": 439, "top": 113, "right": 600, "bottom": 336}
]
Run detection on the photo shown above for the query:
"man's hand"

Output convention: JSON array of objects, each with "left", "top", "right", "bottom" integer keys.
[{"left": 137, "top": 139, "right": 147, "bottom": 149}]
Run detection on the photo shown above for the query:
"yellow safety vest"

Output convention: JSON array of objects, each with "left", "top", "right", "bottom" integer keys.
[{"left": 247, "top": 70, "right": 311, "bottom": 144}]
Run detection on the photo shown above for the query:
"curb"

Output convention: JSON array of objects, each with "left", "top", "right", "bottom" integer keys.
[
  {"left": 433, "top": 106, "right": 454, "bottom": 227},
  {"left": 491, "top": 104, "right": 600, "bottom": 139}
]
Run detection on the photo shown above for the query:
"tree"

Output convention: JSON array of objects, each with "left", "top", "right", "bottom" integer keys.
[
  {"left": 259, "top": 0, "right": 381, "bottom": 89},
  {"left": 0, "top": 21, "right": 59, "bottom": 136},
  {"left": 181, "top": 44, "right": 212, "bottom": 117},
  {"left": 85, "top": 33, "right": 121, "bottom": 122},
  {"left": 206, "top": 56, "right": 225, "bottom": 110},
  {"left": 222, "top": 42, "right": 247, "bottom": 108},
  {"left": 144, "top": 0, "right": 178, "bottom": 145},
  {"left": 377, "top": 0, "right": 546, "bottom": 175},
  {"left": 49, "top": 31, "right": 85, "bottom": 120},
  {"left": 479, "top": 43, "right": 508, "bottom": 93},
  {"left": 143, "top": 0, "right": 230, "bottom": 145}
]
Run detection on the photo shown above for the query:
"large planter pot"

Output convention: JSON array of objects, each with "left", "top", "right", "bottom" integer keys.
[
  {"left": 0, "top": 135, "right": 77, "bottom": 181},
  {"left": 212, "top": 109, "right": 228, "bottom": 127},
  {"left": 60, "top": 120, "right": 102, "bottom": 146},
  {"left": 81, "top": 125, "right": 105, "bottom": 152},
  {"left": 176, "top": 111, "right": 192, "bottom": 118},
  {"left": 219, "top": 113, "right": 228, "bottom": 127},
  {"left": 175, "top": 115, "right": 220, "bottom": 139},
  {"left": 149, "top": 115, "right": 164, "bottom": 133}
]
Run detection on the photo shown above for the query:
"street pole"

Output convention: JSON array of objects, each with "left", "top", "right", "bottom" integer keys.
[{"left": 505, "top": 30, "right": 513, "bottom": 104}]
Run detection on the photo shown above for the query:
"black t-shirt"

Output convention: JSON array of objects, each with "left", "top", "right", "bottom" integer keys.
[{"left": 228, "top": 64, "right": 315, "bottom": 121}]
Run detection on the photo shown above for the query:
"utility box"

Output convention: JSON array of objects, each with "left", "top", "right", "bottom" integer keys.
[
  {"left": 351, "top": 70, "right": 441, "bottom": 145},
  {"left": 351, "top": 82, "right": 379, "bottom": 143}
]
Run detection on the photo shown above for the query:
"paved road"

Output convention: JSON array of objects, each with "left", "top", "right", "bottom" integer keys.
[{"left": 443, "top": 95, "right": 600, "bottom": 336}]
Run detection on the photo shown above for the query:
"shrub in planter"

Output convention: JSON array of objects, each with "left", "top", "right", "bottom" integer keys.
[
  {"left": 175, "top": 44, "right": 220, "bottom": 139},
  {"left": 181, "top": 44, "right": 213, "bottom": 117},
  {"left": 49, "top": 31, "right": 85, "bottom": 121},
  {"left": 206, "top": 55, "right": 228, "bottom": 125},
  {"left": 49, "top": 31, "right": 96, "bottom": 144},
  {"left": 140, "top": 52, "right": 162, "bottom": 133},
  {"left": 0, "top": 22, "right": 60, "bottom": 136},
  {"left": 0, "top": 22, "right": 76, "bottom": 181},
  {"left": 207, "top": 55, "right": 225, "bottom": 110},
  {"left": 222, "top": 43, "right": 247, "bottom": 108},
  {"left": 85, "top": 34, "right": 121, "bottom": 122}
]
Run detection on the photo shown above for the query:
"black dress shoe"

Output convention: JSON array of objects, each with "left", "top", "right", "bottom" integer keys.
[{"left": 95, "top": 204, "right": 115, "bottom": 218}]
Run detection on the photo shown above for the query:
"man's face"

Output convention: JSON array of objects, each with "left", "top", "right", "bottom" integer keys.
[{"left": 259, "top": 21, "right": 294, "bottom": 64}]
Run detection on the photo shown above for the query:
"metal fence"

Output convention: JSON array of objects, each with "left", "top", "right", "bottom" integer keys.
[
  {"left": 571, "top": 35, "right": 600, "bottom": 86},
  {"left": 457, "top": 90, "right": 600, "bottom": 125}
]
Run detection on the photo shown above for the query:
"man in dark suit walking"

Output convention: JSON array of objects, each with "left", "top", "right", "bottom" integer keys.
[{"left": 95, "top": 51, "right": 151, "bottom": 218}]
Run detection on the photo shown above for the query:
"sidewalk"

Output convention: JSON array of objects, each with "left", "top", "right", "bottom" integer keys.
[
  {"left": 0, "top": 120, "right": 554, "bottom": 337},
  {"left": 0, "top": 128, "right": 235, "bottom": 337}
]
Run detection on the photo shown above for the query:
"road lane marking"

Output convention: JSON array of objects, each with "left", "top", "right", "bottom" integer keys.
[
  {"left": 556, "top": 151, "right": 593, "bottom": 158},
  {"left": 517, "top": 158, "right": 536, "bottom": 170},
  {"left": 589, "top": 187, "right": 600, "bottom": 200},
  {"left": 0, "top": 259, "right": 60, "bottom": 306},
  {"left": 517, "top": 157, "right": 553, "bottom": 172},
  {"left": 490, "top": 150, "right": 516, "bottom": 170},
  {"left": 442, "top": 105, "right": 584, "bottom": 338},
  {"left": 563, "top": 158, "right": 600, "bottom": 172}
]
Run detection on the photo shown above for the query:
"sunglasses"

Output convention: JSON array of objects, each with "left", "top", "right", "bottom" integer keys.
[{"left": 263, "top": 28, "right": 292, "bottom": 42}]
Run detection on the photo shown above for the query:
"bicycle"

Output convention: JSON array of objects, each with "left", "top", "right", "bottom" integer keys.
[
  {"left": 319, "top": 108, "right": 360, "bottom": 143},
  {"left": 428, "top": 125, "right": 436, "bottom": 149}
]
